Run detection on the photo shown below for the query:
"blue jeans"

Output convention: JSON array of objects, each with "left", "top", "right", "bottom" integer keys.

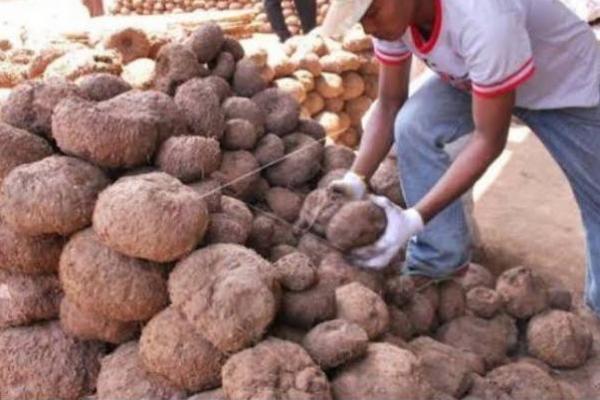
[{"left": 395, "top": 75, "right": 600, "bottom": 314}]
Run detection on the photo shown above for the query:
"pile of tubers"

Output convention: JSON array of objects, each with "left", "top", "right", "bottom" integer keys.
[{"left": 0, "top": 21, "right": 597, "bottom": 400}]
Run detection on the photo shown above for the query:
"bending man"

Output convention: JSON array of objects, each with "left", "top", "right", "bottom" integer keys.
[{"left": 323, "top": 0, "right": 600, "bottom": 316}]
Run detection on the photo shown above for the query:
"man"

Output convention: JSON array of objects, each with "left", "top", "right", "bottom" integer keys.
[
  {"left": 264, "top": 0, "right": 317, "bottom": 42},
  {"left": 323, "top": 0, "right": 600, "bottom": 316}
]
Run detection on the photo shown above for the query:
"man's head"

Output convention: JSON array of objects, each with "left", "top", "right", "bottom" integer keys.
[{"left": 321, "top": 0, "right": 415, "bottom": 41}]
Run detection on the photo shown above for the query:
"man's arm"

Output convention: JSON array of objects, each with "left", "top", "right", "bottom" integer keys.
[
  {"left": 351, "top": 60, "right": 411, "bottom": 180},
  {"left": 347, "top": 91, "right": 514, "bottom": 269},
  {"left": 414, "top": 91, "right": 515, "bottom": 223}
]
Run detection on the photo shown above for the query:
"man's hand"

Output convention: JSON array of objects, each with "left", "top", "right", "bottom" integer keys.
[
  {"left": 348, "top": 195, "right": 424, "bottom": 269},
  {"left": 328, "top": 171, "right": 368, "bottom": 200}
]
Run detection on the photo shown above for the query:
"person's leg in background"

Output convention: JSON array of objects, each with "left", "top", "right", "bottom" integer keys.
[
  {"left": 515, "top": 100, "right": 600, "bottom": 316},
  {"left": 394, "top": 75, "right": 476, "bottom": 279},
  {"left": 292, "top": 0, "right": 317, "bottom": 35},
  {"left": 264, "top": 0, "right": 292, "bottom": 42}
]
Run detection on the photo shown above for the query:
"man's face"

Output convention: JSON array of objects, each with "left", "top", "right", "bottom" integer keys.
[{"left": 360, "top": 0, "right": 411, "bottom": 41}]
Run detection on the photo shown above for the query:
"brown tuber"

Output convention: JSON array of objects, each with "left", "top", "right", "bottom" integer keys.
[
  {"left": 59, "top": 297, "right": 138, "bottom": 344},
  {"left": 320, "top": 50, "right": 361, "bottom": 73},
  {"left": 319, "top": 252, "right": 384, "bottom": 294},
  {"left": 52, "top": 95, "right": 160, "bottom": 169},
  {"left": 437, "top": 280, "right": 466, "bottom": 324},
  {"left": 222, "top": 36, "right": 244, "bottom": 61},
  {"left": 202, "top": 75, "right": 232, "bottom": 102},
  {"left": 526, "top": 310, "right": 592, "bottom": 368},
  {"left": 437, "top": 314, "right": 518, "bottom": 370},
  {"left": 185, "top": 22, "right": 225, "bottom": 63},
  {"left": 0, "top": 218, "right": 65, "bottom": 275},
  {"left": 496, "top": 266, "right": 548, "bottom": 319},
  {"left": 0, "top": 155, "right": 109, "bottom": 236},
  {"left": 318, "top": 169, "right": 347, "bottom": 189},
  {"left": 270, "top": 244, "right": 298, "bottom": 261},
  {"left": 222, "top": 96, "right": 265, "bottom": 134},
  {"left": 336, "top": 282, "right": 389, "bottom": 339},
  {"left": 77, "top": 72, "right": 132, "bottom": 101},
  {"left": 466, "top": 286, "right": 502, "bottom": 318},
  {"left": 169, "top": 244, "right": 279, "bottom": 353},
  {"left": 341, "top": 71, "right": 365, "bottom": 100},
  {"left": 323, "top": 144, "right": 355, "bottom": 173},
  {"left": 274, "top": 77, "right": 307, "bottom": 103},
  {"left": 205, "top": 196, "right": 253, "bottom": 245},
  {"left": 104, "top": 27, "right": 151, "bottom": 64},
  {"left": 408, "top": 336, "right": 484, "bottom": 398},
  {"left": 485, "top": 362, "right": 567, "bottom": 400},
  {"left": 332, "top": 343, "right": 434, "bottom": 400},
  {"left": 174, "top": 78, "right": 225, "bottom": 139},
  {"left": 265, "top": 186, "right": 303, "bottom": 222},
  {"left": 325, "top": 97, "right": 344, "bottom": 113},
  {"left": 0, "top": 269, "right": 62, "bottom": 329},
  {"left": 316, "top": 72, "right": 343, "bottom": 99},
  {"left": 1, "top": 79, "right": 81, "bottom": 138},
  {"left": 296, "top": 188, "right": 348, "bottom": 236},
  {"left": 60, "top": 229, "right": 169, "bottom": 322},
  {"left": 0, "top": 321, "right": 104, "bottom": 400},
  {"left": 302, "top": 319, "right": 369, "bottom": 370},
  {"left": 0, "top": 122, "right": 53, "bottom": 187},
  {"left": 155, "top": 136, "right": 221, "bottom": 182},
  {"left": 233, "top": 58, "right": 267, "bottom": 97},
  {"left": 254, "top": 133, "right": 284, "bottom": 166},
  {"left": 403, "top": 293, "right": 437, "bottom": 335},
  {"left": 369, "top": 155, "right": 404, "bottom": 206},
  {"left": 326, "top": 200, "right": 387, "bottom": 251},
  {"left": 252, "top": 88, "right": 300, "bottom": 136},
  {"left": 387, "top": 306, "right": 415, "bottom": 341},
  {"left": 280, "top": 277, "right": 337, "bottom": 329},
  {"left": 104, "top": 89, "right": 188, "bottom": 142},
  {"left": 273, "top": 251, "right": 316, "bottom": 291},
  {"left": 459, "top": 262, "right": 496, "bottom": 291},
  {"left": 210, "top": 51, "right": 235, "bottom": 80},
  {"left": 188, "top": 179, "right": 222, "bottom": 213},
  {"left": 93, "top": 172, "right": 209, "bottom": 262},
  {"left": 345, "top": 95, "right": 372, "bottom": 126},
  {"left": 548, "top": 287, "right": 573, "bottom": 311},
  {"left": 385, "top": 275, "right": 416, "bottom": 307},
  {"left": 297, "top": 118, "right": 327, "bottom": 141},
  {"left": 223, "top": 118, "right": 258, "bottom": 150},
  {"left": 303, "top": 91, "right": 325, "bottom": 116},
  {"left": 211, "top": 150, "right": 260, "bottom": 199},
  {"left": 154, "top": 43, "right": 207, "bottom": 95},
  {"left": 265, "top": 133, "right": 324, "bottom": 187},
  {"left": 96, "top": 341, "right": 186, "bottom": 400},
  {"left": 222, "top": 338, "right": 332, "bottom": 400},
  {"left": 140, "top": 307, "right": 226, "bottom": 392}
]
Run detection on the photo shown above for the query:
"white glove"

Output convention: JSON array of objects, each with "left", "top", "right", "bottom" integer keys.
[
  {"left": 328, "top": 171, "right": 367, "bottom": 200},
  {"left": 349, "top": 195, "right": 424, "bottom": 269}
]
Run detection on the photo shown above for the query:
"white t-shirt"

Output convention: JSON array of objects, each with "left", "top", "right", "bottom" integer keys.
[{"left": 374, "top": 0, "right": 600, "bottom": 109}]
